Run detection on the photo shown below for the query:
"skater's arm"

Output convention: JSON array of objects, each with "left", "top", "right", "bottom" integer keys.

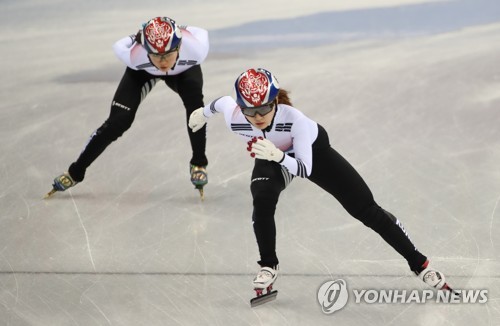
[
  {"left": 112, "top": 35, "right": 140, "bottom": 68},
  {"left": 189, "top": 96, "right": 236, "bottom": 132},
  {"left": 183, "top": 26, "right": 209, "bottom": 48},
  {"left": 202, "top": 96, "right": 236, "bottom": 118},
  {"left": 177, "top": 26, "right": 209, "bottom": 64}
]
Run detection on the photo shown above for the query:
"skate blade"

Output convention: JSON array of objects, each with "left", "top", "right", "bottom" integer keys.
[
  {"left": 195, "top": 186, "right": 205, "bottom": 201},
  {"left": 250, "top": 290, "right": 278, "bottom": 307},
  {"left": 43, "top": 188, "right": 57, "bottom": 199}
]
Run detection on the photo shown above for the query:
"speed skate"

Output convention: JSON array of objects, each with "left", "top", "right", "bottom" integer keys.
[
  {"left": 250, "top": 266, "right": 279, "bottom": 307},
  {"left": 44, "top": 172, "right": 78, "bottom": 199},
  {"left": 190, "top": 164, "right": 207, "bottom": 201},
  {"left": 417, "top": 260, "right": 460, "bottom": 297}
]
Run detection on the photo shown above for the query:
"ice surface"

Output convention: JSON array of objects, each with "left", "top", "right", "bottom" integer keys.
[{"left": 0, "top": 0, "right": 499, "bottom": 325}]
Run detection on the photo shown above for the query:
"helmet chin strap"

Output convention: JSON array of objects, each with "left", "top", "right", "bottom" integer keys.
[
  {"left": 171, "top": 51, "right": 180, "bottom": 70},
  {"left": 263, "top": 105, "right": 278, "bottom": 132},
  {"left": 171, "top": 41, "right": 182, "bottom": 70}
]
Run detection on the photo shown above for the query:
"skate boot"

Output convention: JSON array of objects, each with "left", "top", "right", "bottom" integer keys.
[
  {"left": 250, "top": 266, "right": 278, "bottom": 307},
  {"left": 190, "top": 164, "right": 207, "bottom": 200},
  {"left": 415, "top": 260, "right": 458, "bottom": 296},
  {"left": 44, "top": 172, "right": 78, "bottom": 198}
]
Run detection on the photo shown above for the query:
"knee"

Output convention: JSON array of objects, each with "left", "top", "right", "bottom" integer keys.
[
  {"left": 251, "top": 179, "right": 280, "bottom": 201},
  {"left": 96, "top": 119, "right": 133, "bottom": 141},
  {"left": 353, "top": 203, "right": 396, "bottom": 230},
  {"left": 251, "top": 179, "right": 281, "bottom": 218}
]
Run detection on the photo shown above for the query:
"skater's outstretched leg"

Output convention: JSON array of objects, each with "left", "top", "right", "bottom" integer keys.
[
  {"left": 45, "top": 114, "right": 133, "bottom": 199},
  {"left": 46, "top": 68, "right": 150, "bottom": 198},
  {"left": 308, "top": 141, "right": 428, "bottom": 271}
]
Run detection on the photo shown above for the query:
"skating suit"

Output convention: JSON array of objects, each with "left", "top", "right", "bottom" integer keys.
[{"left": 202, "top": 96, "right": 427, "bottom": 271}]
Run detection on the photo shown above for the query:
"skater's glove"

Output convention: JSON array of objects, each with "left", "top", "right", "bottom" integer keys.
[
  {"left": 189, "top": 107, "right": 208, "bottom": 132},
  {"left": 251, "top": 138, "right": 284, "bottom": 163},
  {"left": 134, "top": 30, "right": 143, "bottom": 44}
]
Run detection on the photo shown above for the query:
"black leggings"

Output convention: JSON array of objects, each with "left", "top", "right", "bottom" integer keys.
[
  {"left": 68, "top": 65, "right": 207, "bottom": 182},
  {"left": 251, "top": 125, "right": 427, "bottom": 272}
]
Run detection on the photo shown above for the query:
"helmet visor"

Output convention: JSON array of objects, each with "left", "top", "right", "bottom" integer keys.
[
  {"left": 148, "top": 44, "right": 180, "bottom": 58},
  {"left": 240, "top": 101, "right": 276, "bottom": 117}
]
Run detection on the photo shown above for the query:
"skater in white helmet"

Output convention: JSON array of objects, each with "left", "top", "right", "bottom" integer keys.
[
  {"left": 189, "top": 68, "right": 455, "bottom": 305},
  {"left": 47, "top": 16, "right": 209, "bottom": 199}
]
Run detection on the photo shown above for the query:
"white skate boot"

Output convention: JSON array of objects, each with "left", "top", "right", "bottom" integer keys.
[
  {"left": 250, "top": 266, "right": 278, "bottom": 307},
  {"left": 416, "top": 260, "right": 457, "bottom": 295}
]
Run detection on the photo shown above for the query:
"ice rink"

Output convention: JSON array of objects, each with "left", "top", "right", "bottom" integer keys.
[{"left": 1, "top": 0, "right": 500, "bottom": 325}]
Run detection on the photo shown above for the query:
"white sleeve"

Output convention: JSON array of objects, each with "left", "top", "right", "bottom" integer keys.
[
  {"left": 280, "top": 117, "right": 314, "bottom": 178},
  {"left": 185, "top": 26, "right": 209, "bottom": 46},
  {"left": 112, "top": 35, "right": 136, "bottom": 68},
  {"left": 181, "top": 26, "right": 209, "bottom": 63},
  {"left": 202, "top": 96, "right": 236, "bottom": 118}
]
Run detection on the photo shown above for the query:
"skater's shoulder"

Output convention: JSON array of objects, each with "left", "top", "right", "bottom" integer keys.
[
  {"left": 180, "top": 26, "right": 209, "bottom": 43},
  {"left": 276, "top": 104, "right": 310, "bottom": 122},
  {"left": 177, "top": 28, "right": 209, "bottom": 64}
]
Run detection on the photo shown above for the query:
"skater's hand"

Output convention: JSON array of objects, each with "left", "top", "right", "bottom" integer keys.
[
  {"left": 250, "top": 138, "right": 284, "bottom": 162},
  {"left": 189, "top": 107, "right": 208, "bottom": 132},
  {"left": 134, "top": 30, "right": 142, "bottom": 44}
]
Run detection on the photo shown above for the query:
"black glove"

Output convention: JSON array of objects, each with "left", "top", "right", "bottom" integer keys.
[{"left": 134, "top": 30, "right": 142, "bottom": 44}]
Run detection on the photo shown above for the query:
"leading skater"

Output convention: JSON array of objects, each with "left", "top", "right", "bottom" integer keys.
[
  {"left": 189, "top": 68, "right": 453, "bottom": 300},
  {"left": 47, "top": 16, "right": 209, "bottom": 199}
]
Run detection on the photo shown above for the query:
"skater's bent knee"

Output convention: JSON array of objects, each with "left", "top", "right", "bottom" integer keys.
[
  {"left": 353, "top": 204, "right": 397, "bottom": 230},
  {"left": 251, "top": 179, "right": 281, "bottom": 196},
  {"left": 96, "top": 120, "right": 132, "bottom": 140}
]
